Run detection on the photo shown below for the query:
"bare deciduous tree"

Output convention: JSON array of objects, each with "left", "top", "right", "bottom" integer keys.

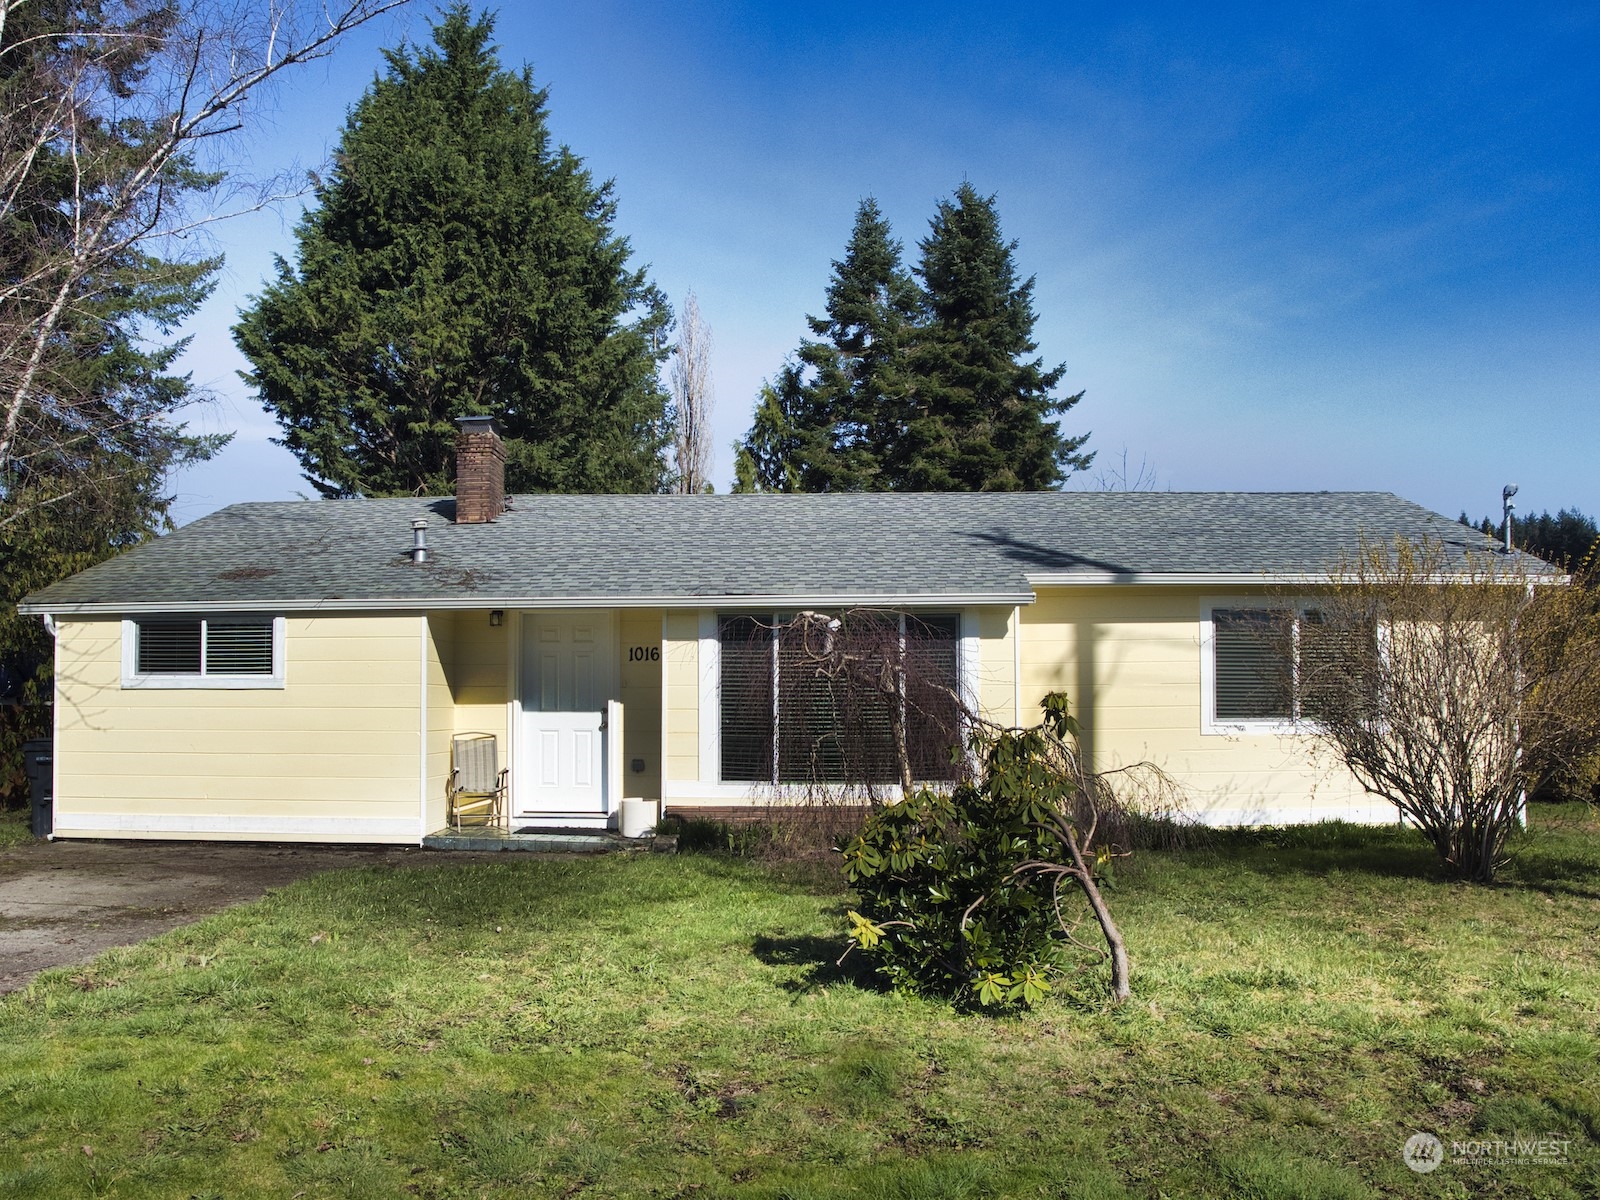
[
  {"left": 0, "top": 0, "right": 405, "bottom": 523},
  {"left": 1090, "top": 446, "right": 1160, "bottom": 492},
  {"left": 1286, "top": 538, "right": 1600, "bottom": 882},
  {"left": 668, "top": 290, "right": 713, "bottom": 493}
]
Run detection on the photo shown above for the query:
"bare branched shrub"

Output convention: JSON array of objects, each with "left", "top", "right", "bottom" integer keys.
[
  {"left": 1071, "top": 760, "right": 1200, "bottom": 853},
  {"left": 1281, "top": 538, "right": 1600, "bottom": 882},
  {"left": 714, "top": 608, "right": 965, "bottom": 859}
]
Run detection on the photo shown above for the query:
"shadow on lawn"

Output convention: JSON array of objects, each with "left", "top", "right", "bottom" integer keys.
[
  {"left": 751, "top": 933, "right": 885, "bottom": 994},
  {"left": 1503, "top": 859, "right": 1600, "bottom": 901},
  {"left": 1180, "top": 806, "right": 1600, "bottom": 899},
  {"left": 1502, "top": 840, "right": 1600, "bottom": 901},
  {"left": 1188, "top": 822, "right": 1447, "bottom": 882}
]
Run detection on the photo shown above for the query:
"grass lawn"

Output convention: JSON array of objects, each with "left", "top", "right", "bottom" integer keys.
[
  {"left": 0, "top": 808, "right": 33, "bottom": 848},
  {"left": 1, "top": 806, "right": 1596, "bottom": 1199}
]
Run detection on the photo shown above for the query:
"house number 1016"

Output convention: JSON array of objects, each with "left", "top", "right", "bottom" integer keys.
[{"left": 628, "top": 646, "right": 660, "bottom": 662}]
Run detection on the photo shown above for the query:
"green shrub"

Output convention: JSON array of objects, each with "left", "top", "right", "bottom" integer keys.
[{"left": 838, "top": 694, "right": 1120, "bottom": 1008}]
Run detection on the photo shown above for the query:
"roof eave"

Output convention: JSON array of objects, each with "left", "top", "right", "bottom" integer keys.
[
  {"left": 1025, "top": 569, "right": 1561, "bottom": 587},
  {"left": 18, "top": 589, "right": 1039, "bottom": 617}
]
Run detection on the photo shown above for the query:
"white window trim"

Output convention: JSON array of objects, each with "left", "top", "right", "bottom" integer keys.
[
  {"left": 959, "top": 608, "right": 981, "bottom": 723},
  {"left": 1200, "top": 597, "right": 1313, "bottom": 737},
  {"left": 698, "top": 609, "right": 720, "bottom": 787},
  {"left": 121, "top": 616, "right": 286, "bottom": 690},
  {"left": 702, "top": 607, "right": 974, "bottom": 788}
]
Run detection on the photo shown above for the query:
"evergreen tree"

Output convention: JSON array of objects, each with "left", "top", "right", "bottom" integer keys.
[
  {"left": 737, "top": 187, "right": 1091, "bottom": 493},
  {"left": 735, "top": 199, "right": 919, "bottom": 491},
  {"left": 234, "top": 6, "right": 671, "bottom": 498},
  {"left": 733, "top": 377, "right": 803, "bottom": 493},
  {"left": 1463, "top": 508, "right": 1598, "bottom": 567},
  {"left": 1, "top": 1, "right": 226, "bottom": 803},
  {"left": 898, "top": 183, "right": 1091, "bottom": 490}
]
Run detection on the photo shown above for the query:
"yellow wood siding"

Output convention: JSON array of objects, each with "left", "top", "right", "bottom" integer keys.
[
  {"left": 52, "top": 592, "right": 1376, "bottom": 838},
  {"left": 438, "top": 610, "right": 509, "bottom": 747},
  {"left": 1022, "top": 587, "right": 1384, "bottom": 824},
  {"left": 663, "top": 611, "right": 700, "bottom": 783},
  {"left": 618, "top": 610, "right": 663, "bottom": 800},
  {"left": 425, "top": 614, "right": 453, "bottom": 834},
  {"left": 54, "top": 614, "right": 426, "bottom": 842},
  {"left": 972, "top": 606, "right": 1016, "bottom": 726}
]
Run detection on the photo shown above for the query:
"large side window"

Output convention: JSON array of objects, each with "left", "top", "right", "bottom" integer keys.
[
  {"left": 1207, "top": 604, "right": 1375, "bottom": 730},
  {"left": 718, "top": 612, "right": 962, "bottom": 785},
  {"left": 125, "top": 616, "right": 283, "bottom": 688}
]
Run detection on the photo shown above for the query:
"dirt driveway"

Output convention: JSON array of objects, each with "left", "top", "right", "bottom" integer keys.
[{"left": 0, "top": 839, "right": 442, "bottom": 994}]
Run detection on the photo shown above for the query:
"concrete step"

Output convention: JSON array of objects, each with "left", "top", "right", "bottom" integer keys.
[{"left": 423, "top": 827, "right": 639, "bottom": 853}]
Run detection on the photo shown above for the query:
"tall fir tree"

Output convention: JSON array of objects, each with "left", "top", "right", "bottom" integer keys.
[
  {"left": 234, "top": 6, "right": 671, "bottom": 499},
  {"left": 735, "top": 199, "right": 920, "bottom": 492},
  {"left": 897, "top": 183, "right": 1091, "bottom": 490},
  {"left": 737, "top": 187, "right": 1090, "bottom": 492}
]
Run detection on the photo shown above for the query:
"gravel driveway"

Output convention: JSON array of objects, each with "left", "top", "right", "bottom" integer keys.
[{"left": 0, "top": 839, "right": 433, "bottom": 993}]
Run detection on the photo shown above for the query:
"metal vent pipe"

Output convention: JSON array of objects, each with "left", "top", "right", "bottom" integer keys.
[
  {"left": 1501, "top": 484, "right": 1518, "bottom": 554},
  {"left": 412, "top": 519, "right": 429, "bottom": 564}
]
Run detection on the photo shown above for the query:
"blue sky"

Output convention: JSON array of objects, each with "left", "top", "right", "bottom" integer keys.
[{"left": 168, "top": 1, "right": 1599, "bottom": 524}]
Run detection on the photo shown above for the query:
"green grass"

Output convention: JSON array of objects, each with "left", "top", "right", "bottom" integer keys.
[
  {"left": 2, "top": 806, "right": 1597, "bottom": 1198},
  {"left": 0, "top": 807, "right": 34, "bottom": 847}
]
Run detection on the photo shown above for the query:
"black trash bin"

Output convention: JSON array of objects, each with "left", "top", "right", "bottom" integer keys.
[{"left": 21, "top": 738, "right": 51, "bottom": 838}]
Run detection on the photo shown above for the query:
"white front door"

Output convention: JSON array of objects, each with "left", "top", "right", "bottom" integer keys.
[{"left": 518, "top": 612, "right": 613, "bottom": 815}]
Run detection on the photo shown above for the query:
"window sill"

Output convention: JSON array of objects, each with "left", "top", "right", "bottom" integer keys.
[
  {"left": 121, "top": 674, "right": 285, "bottom": 691},
  {"left": 1202, "top": 719, "right": 1322, "bottom": 737},
  {"left": 666, "top": 780, "right": 934, "bottom": 803}
]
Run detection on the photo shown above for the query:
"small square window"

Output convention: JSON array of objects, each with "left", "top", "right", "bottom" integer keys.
[{"left": 124, "top": 616, "right": 283, "bottom": 688}]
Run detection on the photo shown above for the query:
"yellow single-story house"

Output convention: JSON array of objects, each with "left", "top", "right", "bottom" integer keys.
[{"left": 18, "top": 419, "right": 1509, "bottom": 844}]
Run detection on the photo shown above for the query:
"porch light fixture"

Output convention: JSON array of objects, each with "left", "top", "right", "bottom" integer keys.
[{"left": 489, "top": 610, "right": 503, "bottom": 627}]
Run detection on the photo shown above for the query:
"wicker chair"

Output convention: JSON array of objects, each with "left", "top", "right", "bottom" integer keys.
[{"left": 447, "top": 733, "right": 508, "bottom": 831}]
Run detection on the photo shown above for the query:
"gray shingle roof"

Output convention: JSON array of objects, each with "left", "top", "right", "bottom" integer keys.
[{"left": 17, "top": 491, "right": 1537, "bottom": 614}]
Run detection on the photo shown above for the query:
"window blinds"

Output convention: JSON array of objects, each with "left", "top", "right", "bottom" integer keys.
[
  {"left": 718, "top": 616, "right": 774, "bottom": 783},
  {"left": 204, "top": 620, "right": 275, "bottom": 675},
  {"left": 135, "top": 618, "right": 274, "bottom": 676},
  {"left": 1212, "top": 607, "right": 1377, "bottom": 723},
  {"left": 1212, "top": 608, "right": 1290, "bottom": 720},
  {"left": 135, "top": 620, "right": 203, "bottom": 675},
  {"left": 719, "top": 613, "right": 962, "bottom": 785}
]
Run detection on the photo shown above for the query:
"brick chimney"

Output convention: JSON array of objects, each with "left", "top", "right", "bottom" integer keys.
[{"left": 453, "top": 415, "right": 505, "bottom": 524}]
